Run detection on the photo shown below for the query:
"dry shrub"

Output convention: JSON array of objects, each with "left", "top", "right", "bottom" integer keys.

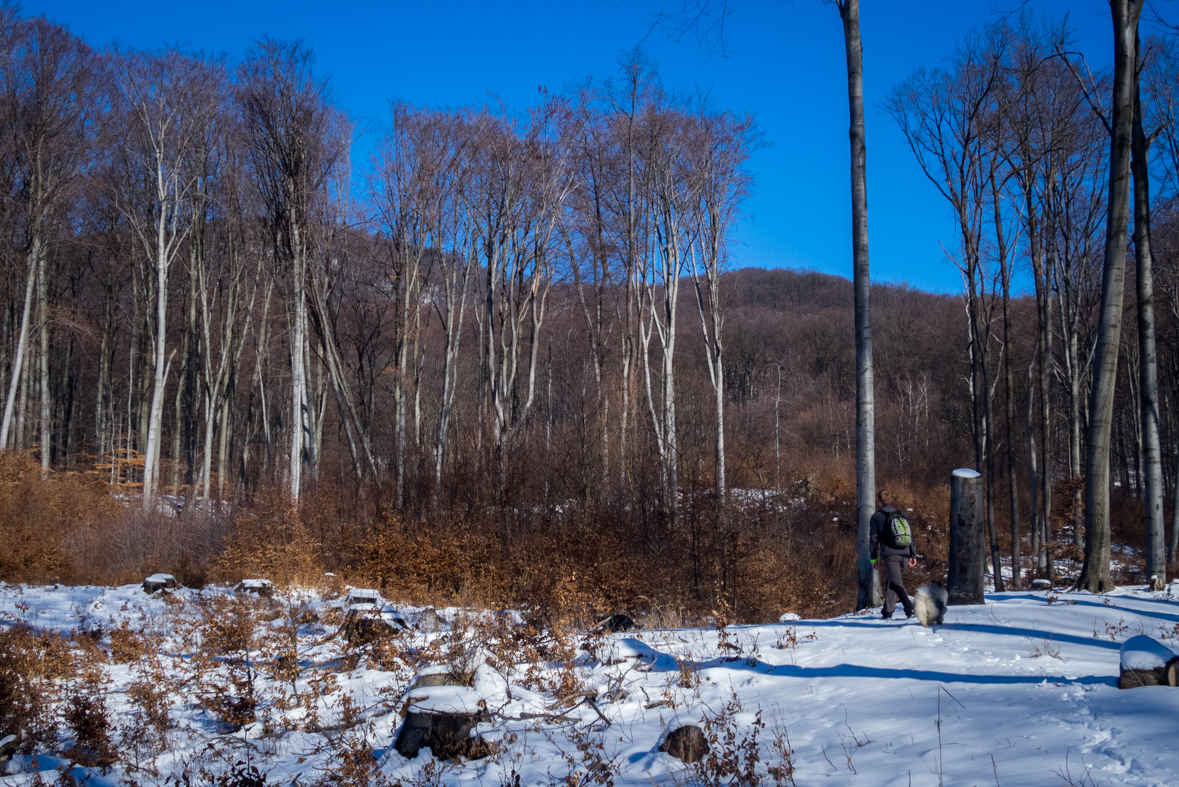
[
  {"left": 213, "top": 490, "right": 324, "bottom": 586},
  {"left": 0, "top": 625, "right": 73, "bottom": 750},
  {"left": 0, "top": 453, "right": 120, "bottom": 583},
  {"left": 108, "top": 620, "right": 147, "bottom": 664},
  {"left": 62, "top": 691, "right": 116, "bottom": 769},
  {"left": 186, "top": 594, "right": 268, "bottom": 731}
]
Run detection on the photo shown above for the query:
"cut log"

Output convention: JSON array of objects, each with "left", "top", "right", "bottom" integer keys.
[
  {"left": 1119, "top": 635, "right": 1177, "bottom": 689},
  {"left": 1167, "top": 657, "right": 1179, "bottom": 688},
  {"left": 659, "top": 725, "right": 708, "bottom": 764}
]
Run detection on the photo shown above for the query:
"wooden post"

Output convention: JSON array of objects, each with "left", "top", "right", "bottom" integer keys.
[{"left": 949, "top": 468, "right": 986, "bottom": 605}]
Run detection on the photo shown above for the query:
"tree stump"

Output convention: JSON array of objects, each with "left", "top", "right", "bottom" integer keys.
[
  {"left": 1118, "top": 635, "right": 1177, "bottom": 689},
  {"left": 948, "top": 469, "right": 985, "bottom": 605},
  {"left": 142, "top": 574, "right": 177, "bottom": 594},
  {"left": 0, "top": 733, "right": 18, "bottom": 765},
  {"left": 235, "top": 579, "right": 273, "bottom": 597},
  {"left": 342, "top": 605, "right": 406, "bottom": 644},
  {"left": 394, "top": 687, "right": 490, "bottom": 761},
  {"left": 659, "top": 725, "right": 708, "bottom": 764},
  {"left": 596, "top": 614, "right": 638, "bottom": 633}
]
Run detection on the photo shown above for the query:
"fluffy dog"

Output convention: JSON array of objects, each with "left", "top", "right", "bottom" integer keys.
[{"left": 913, "top": 581, "right": 948, "bottom": 627}]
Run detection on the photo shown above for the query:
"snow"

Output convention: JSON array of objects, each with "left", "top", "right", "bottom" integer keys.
[
  {"left": 144, "top": 573, "right": 174, "bottom": 584},
  {"left": 952, "top": 467, "right": 981, "bottom": 479},
  {"left": 596, "top": 636, "right": 677, "bottom": 670},
  {"left": 1120, "top": 635, "right": 1176, "bottom": 671},
  {"left": 345, "top": 588, "right": 383, "bottom": 606},
  {"left": 403, "top": 686, "right": 486, "bottom": 715},
  {"left": 2, "top": 582, "right": 1179, "bottom": 786}
]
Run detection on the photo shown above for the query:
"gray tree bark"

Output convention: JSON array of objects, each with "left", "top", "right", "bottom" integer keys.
[
  {"left": 949, "top": 468, "right": 986, "bottom": 604},
  {"left": 838, "top": 0, "right": 881, "bottom": 611},
  {"left": 1078, "top": 0, "right": 1144, "bottom": 594},
  {"left": 1131, "top": 48, "right": 1164, "bottom": 584}
]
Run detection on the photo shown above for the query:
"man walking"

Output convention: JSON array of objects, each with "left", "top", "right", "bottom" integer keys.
[{"left": 869, "top": 489, "right": 916, "bottom": 619}]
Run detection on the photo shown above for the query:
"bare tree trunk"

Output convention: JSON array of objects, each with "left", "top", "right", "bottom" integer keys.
[
  {"left": 37, "top": 242, "right": 50, "bottom": 472},
  {"left": 141, "top": 217, "right": 173, "bottom": 506},
  {"left": 0, "top": 243, "right": 37, "bottom": 450},
  {"left": 1078, "top": 0, "right": 1144, "bottom": 594},
  {"left": 994, "top": 173, "right": 1021, "bottom": 589},
  {"left": 840, "top": 0, "right": 880, "bottom": 611},
  {"left": 1132, "top": 59, "right": 1164, "bottom": 583},
  {"left": 1170, "top": 442, "right": 1179, "bottom": 565},
  {"left": 1028, "top": 348, "right": 1041, "bottom": 569}
]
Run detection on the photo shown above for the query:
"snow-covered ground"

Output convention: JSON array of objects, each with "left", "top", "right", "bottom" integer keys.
[{"left": 2, "top": 580, "right": 1178, "bottom": 786}]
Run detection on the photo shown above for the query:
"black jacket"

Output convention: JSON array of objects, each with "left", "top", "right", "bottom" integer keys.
[{"left": 869, "top": 504, "right": 916, "bottom": 559}]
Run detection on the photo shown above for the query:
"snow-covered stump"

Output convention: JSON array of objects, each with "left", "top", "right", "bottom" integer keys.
[
  {"left": 948, "top": 469, "right": 986, "bottom": 605},
  {"left": 394, "top": 686, "right": 490, "bottom": 761},
  {"left": 342, "top": 605, "right": 407, "bottom": 644},
  {"left": 0, "top": 733, "right": 17, "bottom": 765},
  {"left": 141, "top": 573, "right": 177, "bottom": 594},
  {"left": 235, "top": 579, "right": 273, "bottom": 597},
  {"left": 1118, "top": 635, "right": 1179, "bottom": 688},
  {"left": 659, "top": 725, "right": 708, "bottom": 764}
]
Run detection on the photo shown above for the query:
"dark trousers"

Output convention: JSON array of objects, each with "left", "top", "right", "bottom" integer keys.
[{"left": 881, "top": 555, "right": 913, "bottom": 617}]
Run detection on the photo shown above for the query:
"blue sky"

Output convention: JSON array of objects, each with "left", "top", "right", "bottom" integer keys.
[{"left": 26, "top": 1, "right": 1123, "bottom": 293}]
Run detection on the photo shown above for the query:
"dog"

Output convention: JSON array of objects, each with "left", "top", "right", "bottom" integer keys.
[{"left": 913, "top": 581, "right": 948, "bottom": 627}]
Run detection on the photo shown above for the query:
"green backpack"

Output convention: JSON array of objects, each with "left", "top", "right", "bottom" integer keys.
[{"left": 886, "top": 511, "right": 912, "bottom": 549}]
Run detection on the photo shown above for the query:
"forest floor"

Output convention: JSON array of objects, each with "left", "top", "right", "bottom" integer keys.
[{"left": 1, "top": 579, "right": 1178, "bottom": 787}]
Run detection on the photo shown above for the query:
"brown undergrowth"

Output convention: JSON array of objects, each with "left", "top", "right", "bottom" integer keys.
[{"left": 0, "top": 449, "right": 1089, "bottom": 623}]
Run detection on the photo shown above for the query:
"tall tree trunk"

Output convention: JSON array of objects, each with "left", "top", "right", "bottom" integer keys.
[
  {"left": 994, "top": 173, "right": 1021, "bottom": 589},
  {"left": 1078, "top": 0, "right": 1144, "bottom": 594},
  {"left": 840, "top": 0, "right": 880, "bottom": 611},
  {"left": 0, "top": 242, "right": 38, "bottom": 450},
  {"left": 1170, "top": 442, "right": 1179, "bottom": 565},
  {"left": 37, "top": 242, "right": 50, "bottom": 472},
  {"left": 142, "top": 218, "right": 172, "bottom": 506},
  {"left": 289, "top": 217, "right": 307, "bottom": 502},
  {"left": 1131, "top": 48, "right": 1165, "bottom": 584},
  {"left": 1027, "top": 348, "right": 1041, "bottom": 571}
]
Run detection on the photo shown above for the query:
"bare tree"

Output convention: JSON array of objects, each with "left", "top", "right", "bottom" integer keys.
[
  {"left": 238, "top": 39, "right": 344, "bottom": 502},
  {"left": 833, "top": 0, "right": 882, "bottom": 609},
  {"left": 886, "top": 30, "right": 1006, "bottom": 590},
  {"left": 114, "top": 48, "right": 221, "bottom": 505},
  {"left": 1132, "top": 33, "right": 1165, "bottom": 584},
  {"left": 688, "top": 105, "right": 756, "bottom": 508},
  {"left": 0, "top": 16, "right": 95, "bottom": 459},
  {"left": 1077, "top": 0, "right": 1145, "bottom": 594}
]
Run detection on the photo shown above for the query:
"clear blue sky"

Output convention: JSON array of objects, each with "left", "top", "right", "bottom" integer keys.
[{"left": 24, "top": 1, "right": 1123, "bottom": 293}]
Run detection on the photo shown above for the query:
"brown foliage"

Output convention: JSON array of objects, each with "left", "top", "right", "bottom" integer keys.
[{"left": 0, "top": 454, "right": 120, "bottom": 583}]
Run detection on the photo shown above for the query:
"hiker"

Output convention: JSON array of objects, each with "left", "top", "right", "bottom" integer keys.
[{"left": 869, "top": 489, "right": 916, "bottom": 619}]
